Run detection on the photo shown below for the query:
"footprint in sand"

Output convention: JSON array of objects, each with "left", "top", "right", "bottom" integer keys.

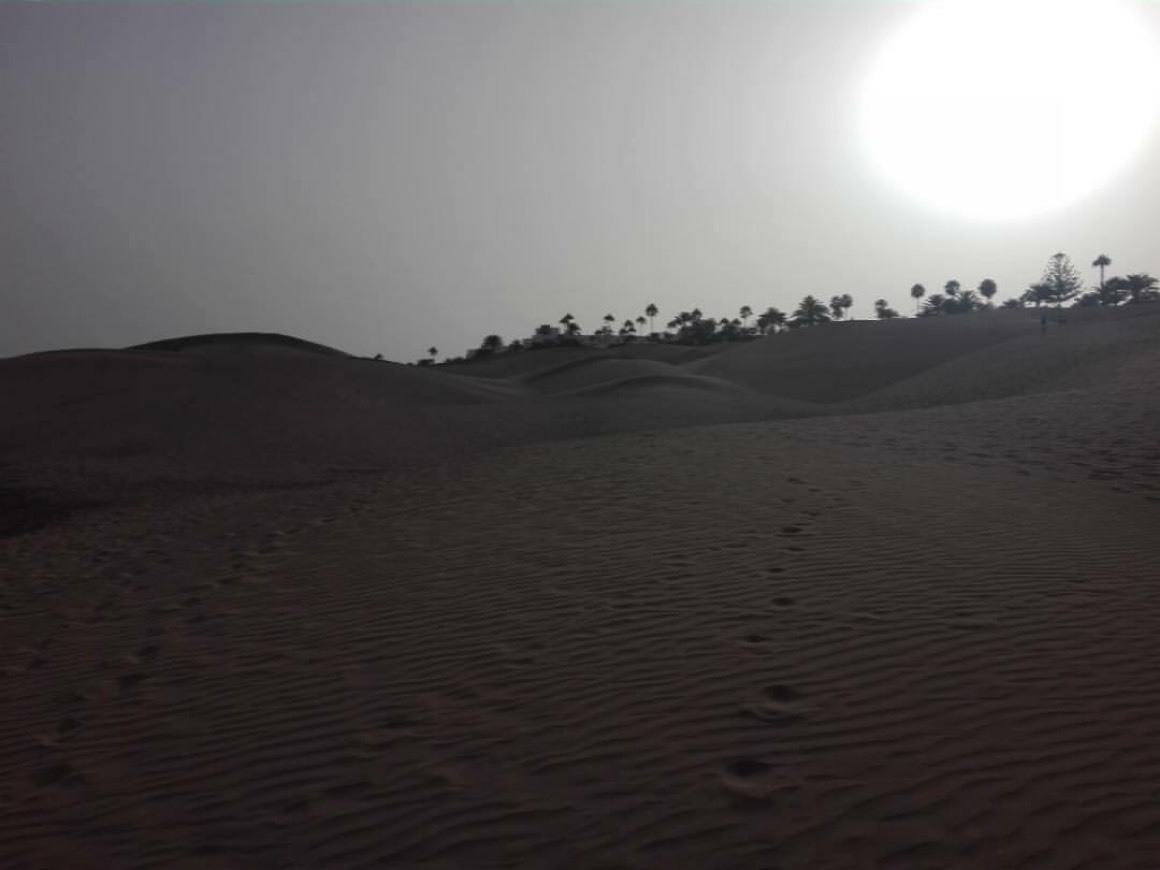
[
  {"left": 117, "top": 672, "right": 146, "bottom": 692},
  {"left": 744, "top": 684, "right": 807, "bottom": 725},
  {"left": 739, "top": 633, "right": 771, "bottom": 649},
  {"left": 721, "top": 758, "right": 785, "bottom": 803},
  {"left": 35, "top": 761, "right": 85, "bottom": 788}
]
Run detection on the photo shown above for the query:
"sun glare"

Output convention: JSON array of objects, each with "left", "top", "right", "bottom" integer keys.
[{"left": 860, "top": 0, "right": 1160, "bottom": 221}]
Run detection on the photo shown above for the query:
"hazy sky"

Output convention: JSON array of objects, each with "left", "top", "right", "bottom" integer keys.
[{"left": 4, "top": 1, "right": 1159, "bottom": 361}]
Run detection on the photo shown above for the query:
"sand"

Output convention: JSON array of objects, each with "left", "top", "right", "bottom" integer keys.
[{"left": 2, "top": 308, "right": 1158, "bottom": 868}]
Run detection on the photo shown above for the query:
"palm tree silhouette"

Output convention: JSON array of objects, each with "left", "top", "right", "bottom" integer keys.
[
  {"left": 635, "top": 315, "right": 646, "bottom": 335},
  {"left": 911, "top": 283, "right": 926, "bottom": 314},
  {"left": 978, "top": 279, "right": 998, "bottom": 306},
  {"left": 758, "top": 306, "right": 787, "bottom": 334},
  {"left": 739, "top": 305, "right": 752, "bottom": 328},
  {"left": 945, "top": 280, "right": 961, "bottom": 297},
  {"left": 428, "top": 346, "right": 438, "bottom": 361},
  {"left": 1092, "top": 254, "right": 1112, "bottom": 291},
  {"left": 792, "top": 295, "right": 831, "bottom": 327},
  {"left": 956, "top": 289, "right": 983, "bottom": 313},
  {"left": 1120, "top": 273, "right": 1159, "bottom": 304},
  {"left": 1021, "top": 283, "right": 1052, "bottom": 307},
  {"left": 602, "top": 313, "right": 615, "bottom": 335},
  {"left": 645, "top": 303, "right": 659, "bottom": 334},
  {"left": 829, "top": 295, "right": 845, "bottom": 321}
]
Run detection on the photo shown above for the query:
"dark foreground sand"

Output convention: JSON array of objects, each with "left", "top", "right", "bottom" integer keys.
[{"left": 2, "top": 307, "right": 1158, "bottom": 869}]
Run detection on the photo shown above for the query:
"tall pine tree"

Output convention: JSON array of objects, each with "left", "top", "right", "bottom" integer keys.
[{"left": 1039, "top": 253, "right": 1084, "bottom": 305}]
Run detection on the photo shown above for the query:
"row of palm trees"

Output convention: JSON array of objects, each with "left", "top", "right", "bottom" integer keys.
[
  {"left": 1076, "top": 252, "right": 1158, "bottom": 306},
  {"left": 433, "top": 252, "right": 1155, "bottom": 363},
  {"left": 462, "top": 296, "right": 893, "bottom": 358},
  {"left": 908, "top": 255, "right": 1157, "bottom": 315}
]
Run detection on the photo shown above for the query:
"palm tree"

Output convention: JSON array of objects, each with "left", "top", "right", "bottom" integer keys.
[
  {"left": 945, "top": 280, "right": 961, "bottom": 297},
  {"left": 791, "top": 295, "right": 831, "bottom": 327},
  {"left": 602, "top": 313, "right": 615, "bottom": 335},
  {"left": 1021, "top": 283, "right": 1052, "bottom": 307},
  {"left": 622, "top": 319, "right": 636, "bottom": 337},
  {"left": 839, "top": 294, "right": 854, "bottom": 320},
  {"left": 1120, "top": 273, "right": 1159, "bottom": 304},
  {"left": 829, "top": 295, "right": 845, "bottom": 321},
  {"left": 874, "top": 299, "right": 899, "bottom": 319},
  {"left": 428, "top": 346, "right": 438, "bottom": 361},
  {"left": 955, "top": 289, "right": 983, "bottom": 313},
  {"left": 1097, "top": 277, "right": 1126, "bottom": 306},
  {"left": 645, "top": 303, "right": 659, "bottom": 334},
  {"left": 910, "top": 283, "right": 926, "bottom": 314},
  {"left": 635, "top": 315, "right": 646, "bottom": 333},
  {"left": 759, "top": 306, "right": 787, "bottom": 334},
  {"left": 978, "top": 279, "right": 998, "bottom": 305},
  {"left": 1092, "top": 254, "right": 1112, "bottom": 290},
  {"left": 921, "top": 293, "right": 946, "bottom": 315},
  {"left": 739, "top": 305, "right": 752, "bottom": 328},
  {"left": 560, "top": 313, "right": 574, "bottom": 330}
]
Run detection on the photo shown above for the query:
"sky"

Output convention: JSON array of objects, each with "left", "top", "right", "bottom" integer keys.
[{"left": 3, "top": 0, "right": 1159, "bottom": 362}]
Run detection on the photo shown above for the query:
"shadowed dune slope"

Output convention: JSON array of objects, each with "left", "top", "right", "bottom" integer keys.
[
  {"left": 5, "top": 308, "right": 1157, "bottom": 490},
  {"left": 847, "top": 303, "right": 1160, "bottom": 413},
  {"left": 687, "top": 310, "right": 1042, "bottom": 402},
  {"left": 520, "top": 356, "right": 755, "bottom": 398},
  {"left": 0, "top": 344, "right": 520, "bottom": 486},
  {"left": 443, "top": 340, "right": 726, "bottom": 380}
]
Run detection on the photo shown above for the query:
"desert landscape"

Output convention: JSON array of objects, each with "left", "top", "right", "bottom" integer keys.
[{"left": 2, "top": 304, "right": 1158, "bottom": 868}]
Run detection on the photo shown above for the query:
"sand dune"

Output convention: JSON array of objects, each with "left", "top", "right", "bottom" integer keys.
[
  {"left": 687, "top": 310, "right": 1039, "bottom": 403},
  {"left": 2, "top": 308, "right": 1159, "bottom": 868}
]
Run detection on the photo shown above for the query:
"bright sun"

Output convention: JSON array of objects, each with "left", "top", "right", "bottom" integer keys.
[{"left": 860, "top": 0, "right": 1160, "bottom": 221}]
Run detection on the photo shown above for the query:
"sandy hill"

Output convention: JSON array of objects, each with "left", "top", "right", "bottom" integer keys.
[
  {"left": 129, "top": 331, "right": 352, "bottom": 357},
  {"left": 0, "top": 337, "right": 517, "bottom": 495},
  {"left": 686, "top": 309, "right": 1043, "bottom": 403},
  {"left": 3, "top": 309, "right": 1157, "bottom": 489}
]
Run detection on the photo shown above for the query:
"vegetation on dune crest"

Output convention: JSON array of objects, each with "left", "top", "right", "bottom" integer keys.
[
  {"left": 910, "top": 283, "right": 926, "bottom": 314},
  {"left": 828, "top": 294, "right": 854, "bottom": 321},
  {"left": 792, "top": 296, "right": 831, "bottom": 328},
  {"left": 421, "top": 250, "right": 1155, "bottom": 364},
  {"left": 874, "top": 299, "right": 900, "bottom": 319}
]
